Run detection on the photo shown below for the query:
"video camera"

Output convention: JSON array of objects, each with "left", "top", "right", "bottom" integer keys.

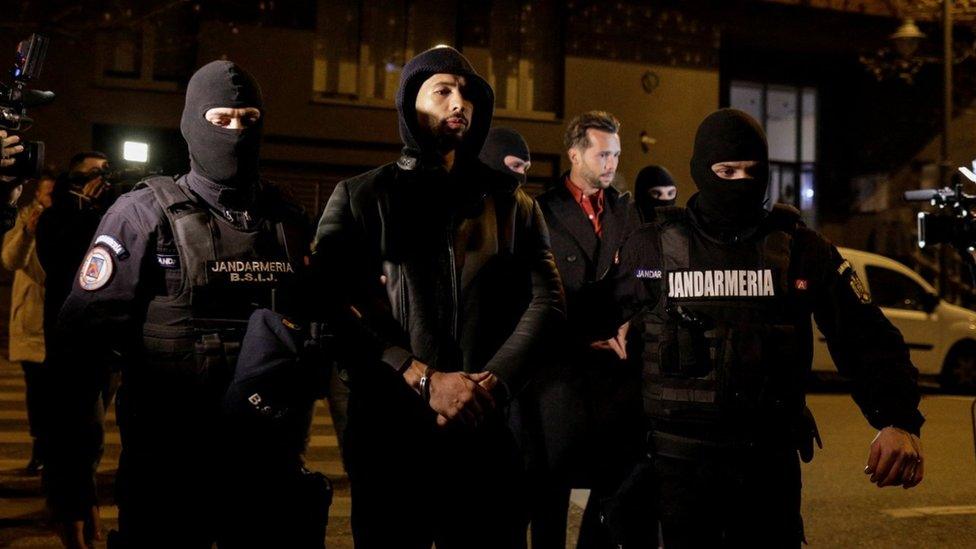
[
  {"left": 905, "top": 166, "right": 976, "bottom": 277},
  {"left": 0, "top": 34, "right": 53, "bottom": 180},
  {"left": 66, "top": 165, "right": 160, "bottom": 207}
]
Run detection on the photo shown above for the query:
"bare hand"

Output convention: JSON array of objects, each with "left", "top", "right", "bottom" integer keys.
[
  {"left": 81, "top": 177, "right": 108, "bottom": 200},
  {"left": 430, "top": 370, "right": 494, "bottom": 428},
  {"left": 57, "top": 505, "right": 102, "bottom": 549},
  {"left": 589, "top": 321, "right": 630, "bottom": 360},
  {"left": 478, "top": 371, "right": 499, "bottom": 393},
  {"left": 0, "top": 131, "right": 23, "bottom": 169},
  {"left": 26, "top": 206, "right": 42, "bottom": 234},
  {"left": 865, "top": 426, "right": 924, "bottom": 488}
]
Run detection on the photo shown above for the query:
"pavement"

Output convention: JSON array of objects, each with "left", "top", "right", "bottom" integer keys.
[
  {"left": 0, "top": 357, "right": 355, "bottom": 548},
  {"left": 0, "top": 313, "right": 973, "bottom": 548},
  {"left": 802, "top": 393, "right": 976, "bottom": 548},
  {"left": 0, "top": 357, "right": 593, "bottom": 548}
]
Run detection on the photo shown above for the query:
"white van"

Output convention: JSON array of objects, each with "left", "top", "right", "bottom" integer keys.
[{"left": 811, "top": 247, "right": 976, "bottom": 391}]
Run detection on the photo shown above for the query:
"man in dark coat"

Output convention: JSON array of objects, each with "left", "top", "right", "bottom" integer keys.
[
  {"left": 533, "top": 111, "right": 645, "bottom": 548},
  {"left": 312, "top": 46, "right": 564, "bottom": 549}
]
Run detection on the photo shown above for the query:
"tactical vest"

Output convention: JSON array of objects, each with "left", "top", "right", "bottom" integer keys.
[
  {"left": 641, "top": 204, "right": 806, "bottom": 441},
  {"left": 136, "top": 176, "right": 304, "bottom": 394}
]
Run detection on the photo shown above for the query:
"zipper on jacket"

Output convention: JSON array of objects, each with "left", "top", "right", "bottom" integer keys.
[{"left": 447, "top": 228, "right": 459, "bottom": 338}]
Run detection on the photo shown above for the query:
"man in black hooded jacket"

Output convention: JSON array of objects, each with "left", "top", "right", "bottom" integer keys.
[
  {"left": 312, "top": 46, "right": 563, "bottom": 549},
  {"left": 44, "top": 60, "right": 314, "bottom": 549},
  {"left": 602, "top": 109, "right": 925, "bottom": 547}
]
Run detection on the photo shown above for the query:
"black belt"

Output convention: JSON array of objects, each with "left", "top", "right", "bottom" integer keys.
[{"left": 649, "top": 431, "right": 791, "bottom": 461}]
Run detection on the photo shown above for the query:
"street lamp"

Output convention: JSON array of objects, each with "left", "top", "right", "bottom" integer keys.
[{"left": 891, "top": 18, "right": 927, "bottom": 59}]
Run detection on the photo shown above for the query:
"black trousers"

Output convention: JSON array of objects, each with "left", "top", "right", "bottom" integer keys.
[
  {"left": 20, "top": 361, "right": 47, "bottom": 441},
  {"left": 521, "top": 349, "right": 647, "bottom": 549},
  {"left": 113, "top": 381, "right": 220, "bottom": 549},
  {"left": 345, "top": 382, "right": 528, "bottom": 549},
  {"left": 654, "top": 448, "right": 803, "bottom": 548},
  {"left": 113, "top": 383, "right": 328, "bottom": 549}
]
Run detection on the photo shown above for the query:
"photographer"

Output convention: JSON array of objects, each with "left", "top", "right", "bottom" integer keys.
[
  {"left": 1, "top": 129, "right": 27, "bottom": 233},
  {"left": 36, "top": 152, "right": 112, "bottom": 362}
]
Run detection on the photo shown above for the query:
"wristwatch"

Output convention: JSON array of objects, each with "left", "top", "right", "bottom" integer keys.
[{"left": 419, "top": 365, "right": 435, "bottom": 402}]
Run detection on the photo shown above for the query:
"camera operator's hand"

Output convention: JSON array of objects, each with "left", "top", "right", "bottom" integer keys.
[
  {"left": 56, "top": 505, "right": 102, "bottom": 549},
  {"left": 80, "top": 176, "right": 108, "bottom": 201},
  {"left": 0, "top": 130, "right": 23, "bottom": 169}
]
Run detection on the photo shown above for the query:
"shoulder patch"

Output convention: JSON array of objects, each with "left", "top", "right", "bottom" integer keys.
[
  {"left": 635, "top": 268, "right": 663, "bottom": 279},
  {"left": 94, "top": 234, "right": 129, "bottom": 259},
  {"left": 78, "top": 246, "right": 114, "bottom": 291},
  {"left": 838, "top": 259, "right": 871, "bottom": 304},
  {"left": 156, "top": 254, "right": 180, "bottom": 269}
]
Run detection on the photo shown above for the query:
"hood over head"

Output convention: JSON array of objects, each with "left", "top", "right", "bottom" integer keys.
[
  {"left": 180, "top": 60, "right": 264, "bottom": 190},
  {"left": 479, "top": 127, "right": 530, "bottom": 185},
  {"left": 689, "top": 108, "right": 769, "bottom": 230},
  {"left": 395, "top": 46, "right": 494, "bottom": 165}
]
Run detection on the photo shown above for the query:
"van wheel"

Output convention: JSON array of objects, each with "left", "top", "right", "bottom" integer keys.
[{"left": 942, "top": 342, "right": 976, "bottom": 394}]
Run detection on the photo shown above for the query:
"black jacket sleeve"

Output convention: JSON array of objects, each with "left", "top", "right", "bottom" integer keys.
[
  {"left": 311, "top": 179, "right": 415, "bottom": 372},
  {"left": 806, "top": 230, "right": 925, "bottom": 434},
  {"left": 483, "top": 196, "right": 565, "bottom": 395},
  {"left": 588, "top": 227, "right": 662, "bottom": 341}
]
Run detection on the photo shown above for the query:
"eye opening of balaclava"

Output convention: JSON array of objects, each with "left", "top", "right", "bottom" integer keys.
[
  {"left": 395, "top": 46, "right": 495, "bottom": 166},
  {"left": 634, "top": 165, "right": 677, "bottom": 220},
  {"left": 180, "top": 60, "right": 264, "bottom": 188},
  {"left": 479, "top": 127, "right": 530, "bottom": 186},
  {"left": 689, "top": 108, "right": 769, "bottom": 230}
]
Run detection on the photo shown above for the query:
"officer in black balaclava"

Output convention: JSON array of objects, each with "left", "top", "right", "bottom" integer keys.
[
  {"left": 480, "top": 127, "right": 531, "bottom": 186},
  {"left": 45, "top": 60, "right": 317, "bottom": 549},
  {"left": 181, "top": 60, "right": 263, "bottom": 201},
  {"left": 633, "top": 164, "right": 678, "bottom": 223},
  {"left": 598, "top": 108, "right": 925, "bottom": 547},
  {"left": 688, "top": 108, "right": 769, "bottom": 235}
]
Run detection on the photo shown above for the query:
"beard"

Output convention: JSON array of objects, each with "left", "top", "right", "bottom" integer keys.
[
  {"left": 580, "top": 162, "right": 612, "bottom": 190},
  {"left": 432, "top": 114, "right": 469, "bottom": 151}
]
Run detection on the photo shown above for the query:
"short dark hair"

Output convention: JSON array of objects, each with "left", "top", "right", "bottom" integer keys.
[
  {"left": 68, "top": 151, "right": 108, "bottom": 173},
  {"left": 564, "top": 111, "right": 621, "bottom": 151}
]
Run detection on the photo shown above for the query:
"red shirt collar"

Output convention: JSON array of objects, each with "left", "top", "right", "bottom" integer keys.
[{"left": 565, "top": 176, "right": 605, "bottom": 207}]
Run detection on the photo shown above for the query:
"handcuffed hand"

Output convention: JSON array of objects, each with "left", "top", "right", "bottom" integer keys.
[
  {"left": 864, "top": 426, "right": 924, "bottom": 489},
  {"left": 589, "top": 321, "right": 630, "bottom": 360},
  {"left": 430, "top": 370, "right": 495, "bottom": 428}
]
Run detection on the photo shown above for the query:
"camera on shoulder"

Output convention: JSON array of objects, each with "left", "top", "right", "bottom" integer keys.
[{"left": 0, "top": 34, "right": 54, "bottom": 180}]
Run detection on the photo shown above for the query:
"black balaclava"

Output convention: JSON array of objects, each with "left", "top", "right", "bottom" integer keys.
[
  {"left": 395, "top": 46, "right": 494, "bottom": 168},
  {"left": 479, "top": 127, "right": 530, "bottom": 186},
  {"left": 634, "top": 165, "right": 677, "bottom": 220},
  {"left": 689, "top": 108, "right": 769, "bottom": 231},
  {"left": 180, "top": 60, "right": 264, "bottom": 191}
]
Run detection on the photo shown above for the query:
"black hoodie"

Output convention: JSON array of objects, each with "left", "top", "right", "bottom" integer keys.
[
  {"left": 395, "top": 46, "right": 495, "bottom": 168},
  {"left": 313, "top": 46, "right": 563, "bottom": 396}
]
